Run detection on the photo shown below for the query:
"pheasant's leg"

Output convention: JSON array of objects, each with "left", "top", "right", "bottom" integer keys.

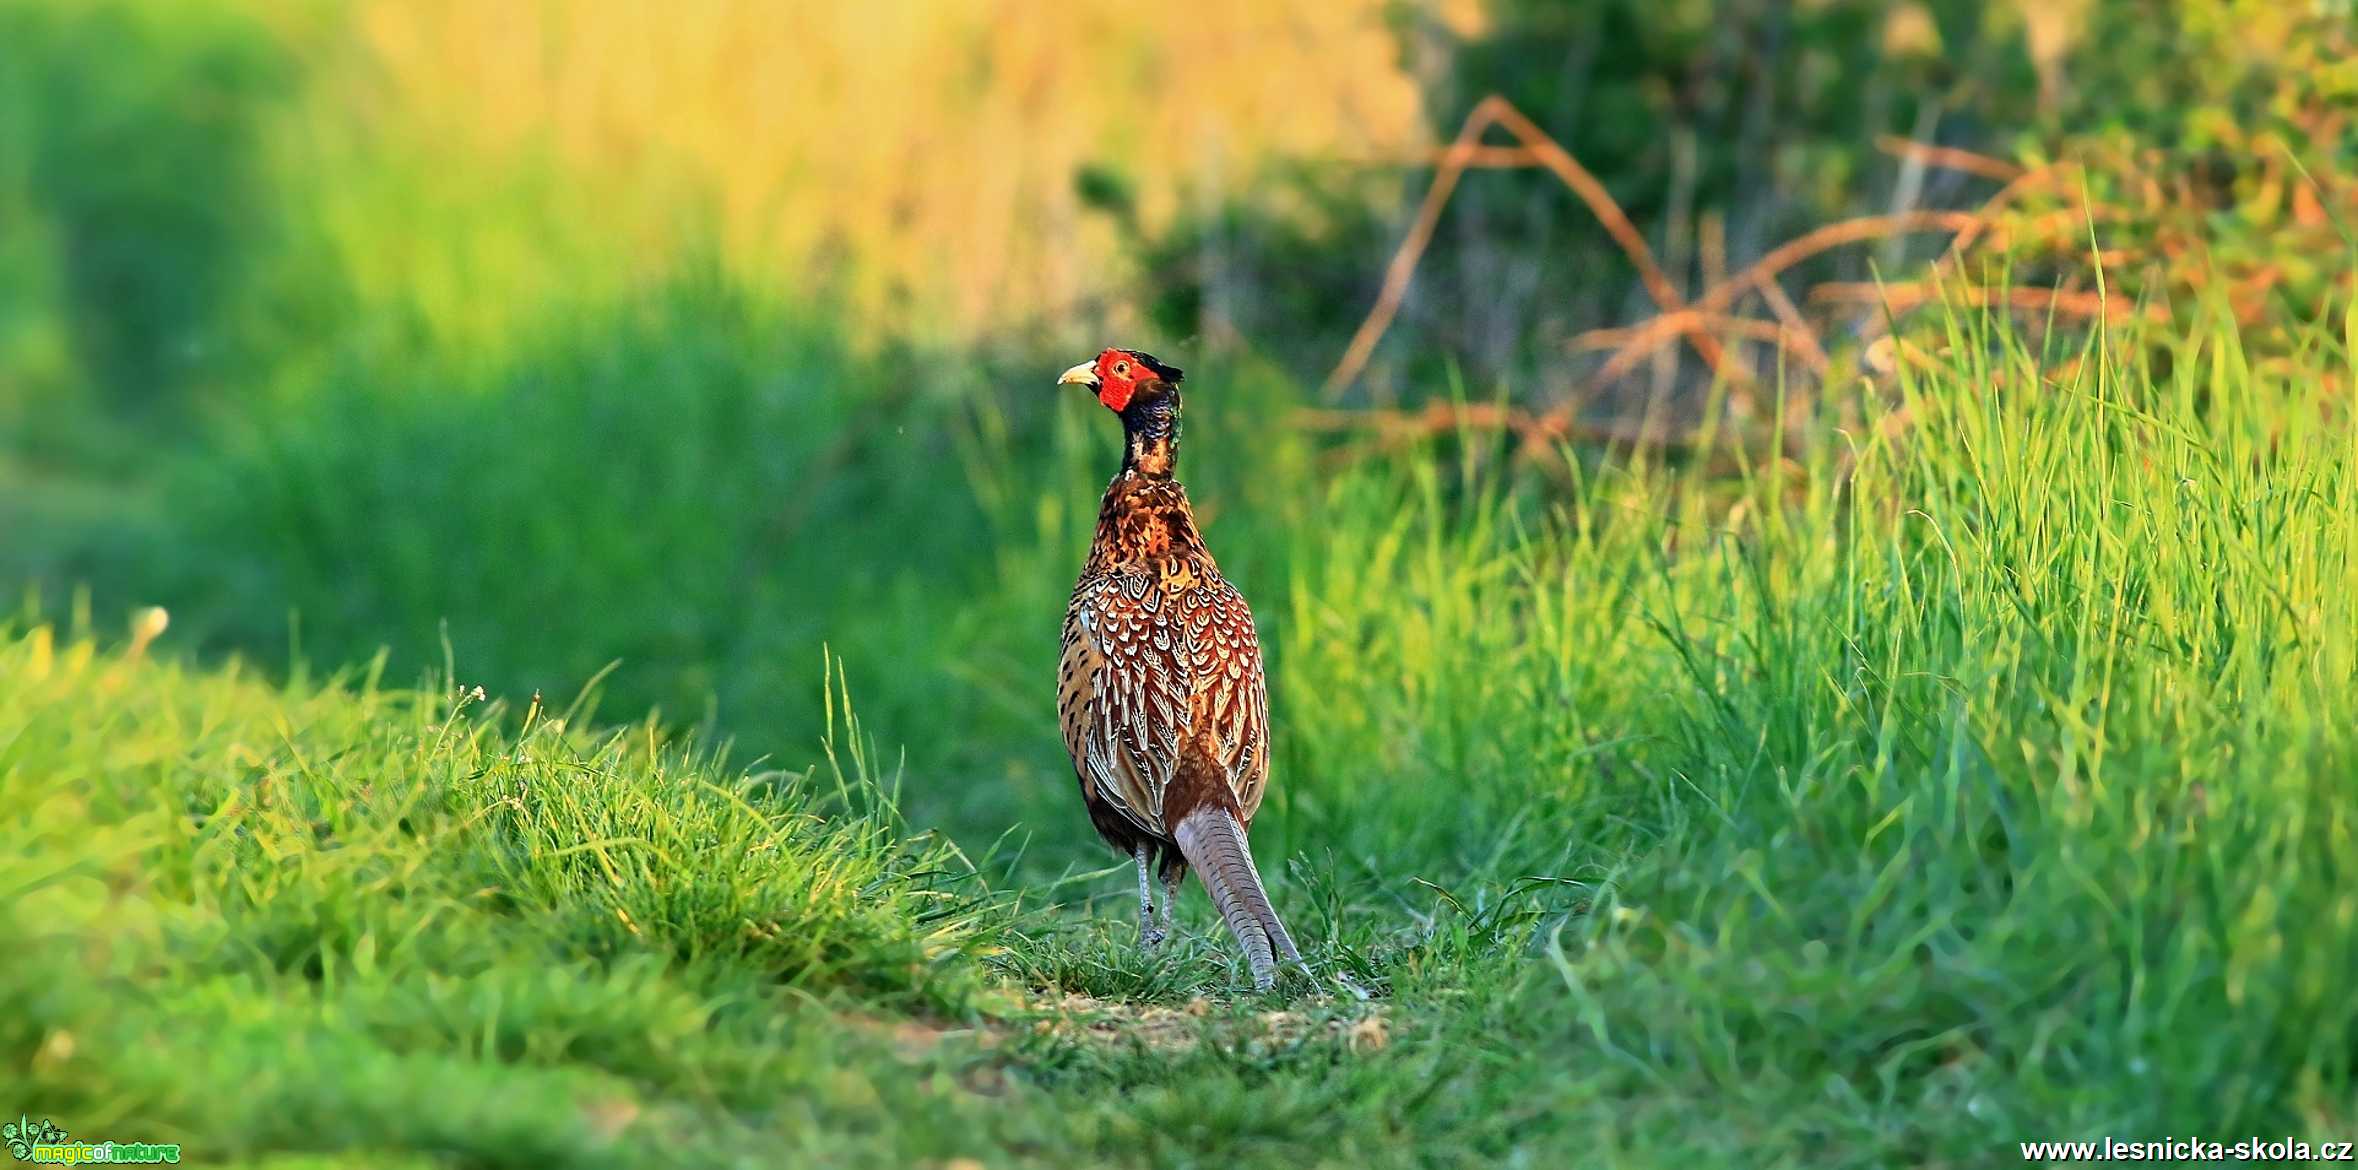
[
  {"left": 1158, "top": 867, "right": 1181, "bottom": 940},
  {"left": 1135, "top": 845, "right": 1167, "bottom": 951}
]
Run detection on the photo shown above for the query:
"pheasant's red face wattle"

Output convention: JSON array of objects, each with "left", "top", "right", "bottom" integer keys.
[
  {"left": 1093, "top": 350, "right": 1147, "bottom": 412},
  {"left": 1059, "top": 347, "right": 1184, "bottom": 414}
]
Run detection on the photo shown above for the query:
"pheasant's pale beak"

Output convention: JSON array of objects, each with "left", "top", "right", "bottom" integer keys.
[{"left": 1057, "top": 361, "right": 1100, "bottom": 389}]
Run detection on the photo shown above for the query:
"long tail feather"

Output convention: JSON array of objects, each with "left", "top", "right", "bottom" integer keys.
[{"left": 1172, "top": 806, "right": 1292, "bottom": 990}]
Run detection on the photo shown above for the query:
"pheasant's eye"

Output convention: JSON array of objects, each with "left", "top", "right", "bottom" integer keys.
[{"left": 1114, "top": 361, "right": 1130, "bottom": 375}]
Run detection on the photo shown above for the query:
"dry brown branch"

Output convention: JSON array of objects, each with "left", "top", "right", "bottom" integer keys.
[
  {"left": 1853, "top": 162, "right": 2069, "bottom": 343},
  {"left": 1481, "top": 101, "right": 1738, "bottom": 385},
  {"left": 1581, "top": 211, "right": 1979, "bottom": 388},
  {"left": 1751, "top": 279, "right": 1831, "bottom": 372},
  {"left": 1975, "top": 206, "right": 2130, "bottom": 252},
  {"left": 1321, "top": 99, "right": 1505, "bottom": 400},
  {"left": 1570, "top": 312, "right": 1798, "bottom": 350},
  {"left": 1295, "top": 402, "right": 1540, "bottom": 442},
  {"left": 1942, "top": 164, "right": 2067, "bottom": 259},
  {"left": 1874, "top": 135, "right": 2026, "bottom": 182},
  {"left": 1323, "top": 96, "right": 1740, "bottom": 398},
  {"left": 1809, "top": 282, "right": 2167, "bottom": 322},
  {"left": 1352, "top": 147, "right": 1547, "bottom": 167},
  {"left": 1427, "top": 145, "right": 1544, "bottom": 168},
  {"left": 1292, "top": 402, "right": 1704, "bottom": 452},
  {"left": 1701, "top": 211, "right": 1728, "bottom": 291}
]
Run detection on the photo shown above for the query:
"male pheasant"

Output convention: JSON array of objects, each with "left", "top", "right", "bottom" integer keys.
[{"left": 1055, "top": 348, "right": 1303, "bottom": 991}]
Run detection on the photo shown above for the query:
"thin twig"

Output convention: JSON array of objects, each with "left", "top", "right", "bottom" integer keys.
[
  {"left": 1581, "top": 210, "right": 1979, "bottom": 388},
  {"left": 1751, "top": 278, "right": 1831, "bottom": 372},
  {"left": 1322, "top": 99, "right": 1506, "bottom": 398},
  {"left": 1428, "top": 145, "right": 1544, "bottom": 168},
  {"left": 1569, "top": 312, "right": 1797, "bottom": 350},
  {"left": 1874, "top": 135, "right": 2025, "bottom": 182},
  {"left": 1292, "top": 402, "right": 1705, "bottom": 452},
  {"left": 1481, "top": 100, "right": 1739, "bottom": 386},
  {"left": 1324, "top": 96, "right": 1742, "bottom": 398},
  {"left": 1809, "top": 282, "right": 2168, "bottom": 322},
  {"left": 1855, "top": 162, "right": 2067, "bottom": 342}
]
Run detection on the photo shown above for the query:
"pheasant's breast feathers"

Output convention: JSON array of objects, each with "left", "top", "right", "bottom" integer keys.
[{"left": 1058, "top": 479, "right": 1271, "bottom": 841}]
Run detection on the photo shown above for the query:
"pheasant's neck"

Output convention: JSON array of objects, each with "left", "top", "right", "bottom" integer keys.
[{"left": 1119, "top": 392, "right": 1180, "bottom": 480}]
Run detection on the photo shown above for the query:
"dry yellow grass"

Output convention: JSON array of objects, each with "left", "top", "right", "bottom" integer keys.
[{"left": 252, "top": 0, "right": 1476, "bottom": 342}]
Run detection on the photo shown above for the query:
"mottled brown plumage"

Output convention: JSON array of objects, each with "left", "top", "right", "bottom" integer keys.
[{"left": 1054, "top": 348, "right": 1302, "bottom": 990}]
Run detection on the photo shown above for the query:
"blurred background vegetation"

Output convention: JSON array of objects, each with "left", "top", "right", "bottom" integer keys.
[{"left": 2, "top": 0, "right": 2352, "bottom": 846}]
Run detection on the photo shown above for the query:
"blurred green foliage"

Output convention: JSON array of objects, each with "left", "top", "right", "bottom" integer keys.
[
  {"left": 141, "top": 275, "right": 1029, "bottom": 778},
  {"left": 0, "top": 0, "right": 2347, "bottom": 828},
  {"left": 3, "top": 0, "right": 2350, "bottom": 856},
  {"left": 0, "top": 0, "right": 292, "bottom": 446}
]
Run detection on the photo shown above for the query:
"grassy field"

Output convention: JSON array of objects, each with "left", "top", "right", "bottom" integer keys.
[
  {"left": 8, "top": 295, "right": 2354, "bottom": 1166},
  {"left": 7, "top": 1, "right": 2356, "bottom": 1165}
]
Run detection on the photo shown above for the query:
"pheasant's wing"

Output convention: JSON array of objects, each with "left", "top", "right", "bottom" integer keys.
[
  {"left": 1060, "top": 569, "right": 1193, "bottom": 837},
  {"left": 1182, "top": 577, "right": 1272, "bottom": 820}
]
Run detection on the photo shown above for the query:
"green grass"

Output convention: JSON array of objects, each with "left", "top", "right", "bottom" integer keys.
[
  {"left": 0, "top": 627, "right": 1013, "bottom": 1165},
  {"left": 8, "top": 288, "right": 2355, "bottom": 1166},
  {"left": 7, "top": 2, "right": 2356, "bottom": 1164}
]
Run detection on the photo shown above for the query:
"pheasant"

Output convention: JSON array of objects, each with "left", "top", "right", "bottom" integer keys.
[{"left": 1055, "top": 347, "right": 1304, "bottom": 991}]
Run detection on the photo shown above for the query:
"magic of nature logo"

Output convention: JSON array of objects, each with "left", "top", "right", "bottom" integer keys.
[{"left": 3, "top": 1116, "right": 180, "bottom": 1165}]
